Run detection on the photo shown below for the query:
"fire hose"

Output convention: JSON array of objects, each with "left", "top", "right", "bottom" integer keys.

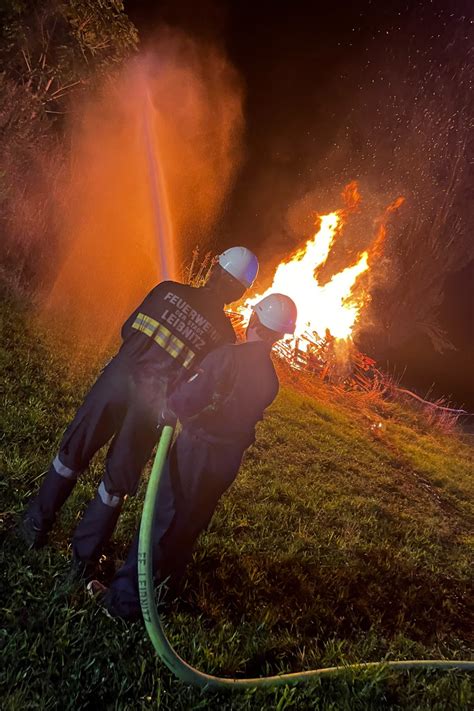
[{"left": 137, "top": 425, "right": 474, "bottom": 690}]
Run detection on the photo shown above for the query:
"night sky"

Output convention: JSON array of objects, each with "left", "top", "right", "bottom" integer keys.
[{"left": 126, "top": 0, "right": 473, "bottom": 410}]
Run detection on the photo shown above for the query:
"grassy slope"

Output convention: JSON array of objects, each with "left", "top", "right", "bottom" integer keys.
[{"left": 0, "top": 293, "right": 472, "bottom": 710}]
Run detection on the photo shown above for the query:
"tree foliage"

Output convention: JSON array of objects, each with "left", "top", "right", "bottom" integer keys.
[
  {"left": 0, "top": 0, "right": 138, "bottom": 289},
  {"left": 0, "top": 0, "right": 137, "bottom": 121}
]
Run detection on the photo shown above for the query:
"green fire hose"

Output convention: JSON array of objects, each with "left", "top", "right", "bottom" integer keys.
[{"left": 137, "top": 425, "right": 474, "bottom": 690}]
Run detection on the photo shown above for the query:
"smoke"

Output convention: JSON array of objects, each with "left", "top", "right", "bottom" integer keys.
[{"left": 38, "top": 29, "right": 243, "bottom": 356}]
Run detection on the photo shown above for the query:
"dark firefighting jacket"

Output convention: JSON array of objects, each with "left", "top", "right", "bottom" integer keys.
[
  {"left": 117, "top": 280, "right": 236, "bottom": 381},
  {"left": 168, "top": 340, "right": 279, "bottom": 450}
]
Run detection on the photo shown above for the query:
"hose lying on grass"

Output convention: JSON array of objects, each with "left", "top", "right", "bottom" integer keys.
[{"left": 137, "top": 425, "right": 474, "bottom": 690}]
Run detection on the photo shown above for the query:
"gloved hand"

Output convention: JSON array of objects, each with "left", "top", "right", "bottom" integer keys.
[{"left": 158, "top": 407, "right": 177, "bottom": 428}]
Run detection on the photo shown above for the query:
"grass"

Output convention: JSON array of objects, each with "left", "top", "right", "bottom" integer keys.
[{"left": 0, "top": 290, "right": 473, "bottom": 709}]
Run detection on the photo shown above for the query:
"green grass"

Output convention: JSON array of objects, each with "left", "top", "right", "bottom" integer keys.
[{"left": 0, "top": 292, "right": 472, "bottom": 709}]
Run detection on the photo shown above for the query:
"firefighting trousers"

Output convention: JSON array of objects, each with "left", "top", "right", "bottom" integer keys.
[
  {"left": 56, "top": 360, "right": 167, "bottom": 496},
  {"left": 26, "top": 358, "right": 167, "bottom": 559},
  {"left": 106, "top": 430, "right": 244, "bottom": 608}
]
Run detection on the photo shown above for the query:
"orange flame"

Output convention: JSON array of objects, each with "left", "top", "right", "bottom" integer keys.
[
  {"left": 341, "top": 180, "right": 362, "bottom": 213},
  {"left": 369, "top": 195, "right": 405, "bottom": 261},
  {"left": 238, "top": 185, "right": 403, "bottom": 348}
]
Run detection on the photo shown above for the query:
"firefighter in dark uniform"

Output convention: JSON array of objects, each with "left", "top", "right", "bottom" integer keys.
[
  {"left": 91, "top": 293, "right": 297, "bottom": 620},
  {"left": 21, "top": 247, "right": 259, "bottom": 578}
]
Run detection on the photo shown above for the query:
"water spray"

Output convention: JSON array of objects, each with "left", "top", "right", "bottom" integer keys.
[
  {"left": 142, "top": 87, "right": 174, "bottom": 280},
  {"left": 137, "top": 426, "right": 474, "bottom": 691}
]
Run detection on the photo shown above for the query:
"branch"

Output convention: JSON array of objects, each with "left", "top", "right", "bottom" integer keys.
[
  {"left": 21, "top": 48, "right": 32, "bottom": 74},
  {"left": 395, "top": 387, "right": 467, "bottom": 414},
  {"left": 46, "top": 79, "right": 83, "bottom": 100}
]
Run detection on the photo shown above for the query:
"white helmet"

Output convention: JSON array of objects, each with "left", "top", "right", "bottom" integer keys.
[
  {"left": 252, "top": 293, "right": 297, "bottom": 334},
  {"left": 218, "top": 247, "right": 259, "bottom": 288}
]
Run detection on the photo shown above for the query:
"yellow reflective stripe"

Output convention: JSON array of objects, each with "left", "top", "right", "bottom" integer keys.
[
  {"left": 131, "top": 312, "right": 159, "bottom": 337},
  {"left": 154, "top": 324, "right": 171, "bottom": 348},
  {"left": 132, "top": 313, "right": 196, "bottom": 369},
  {"left": 167, "top": 336, "right": 182, "bottom": 359},
  {"left": 182, "top": 350, "right": 195, "bottom": 369}
]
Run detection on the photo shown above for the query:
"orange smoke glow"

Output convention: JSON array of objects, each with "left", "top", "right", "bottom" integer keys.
[{"left": 40, "top": 34, "right": 243, "bottom": 357}]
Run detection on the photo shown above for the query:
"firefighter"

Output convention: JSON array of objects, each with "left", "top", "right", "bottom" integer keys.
[
  {"left": 20, "top": 247, "right": 259, "bottom": 579},
  {"left": 91, "top": 293, "right": 297, "bottom": 620}
]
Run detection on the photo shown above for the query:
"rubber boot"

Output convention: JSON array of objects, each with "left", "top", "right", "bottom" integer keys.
[
  {"left": 20, "top": 467, "right": 77, "bottom": 548},
  {"left": 101, "top": 532, "right": 166, "bottom": 622},
  {"left": 70, "top": 490, "right": 122, "bottom": 582}
]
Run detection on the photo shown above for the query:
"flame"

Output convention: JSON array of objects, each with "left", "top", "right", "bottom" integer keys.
[
  {"left": 370, "top": 196, "right": 405, "bottom": 260},
  {"left": 237, "top": 186, "right": 403, "bottom": 348},
  {"left": 341, "top": 180, "right": 362, "bottom": 212},
  {"left": 239, "top": 211, "right": 369, "bottom": 346}
]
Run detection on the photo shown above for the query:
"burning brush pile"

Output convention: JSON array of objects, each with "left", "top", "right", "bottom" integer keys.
[{"left": 188, "top": 182, "right": 404, "bottom": 392}]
